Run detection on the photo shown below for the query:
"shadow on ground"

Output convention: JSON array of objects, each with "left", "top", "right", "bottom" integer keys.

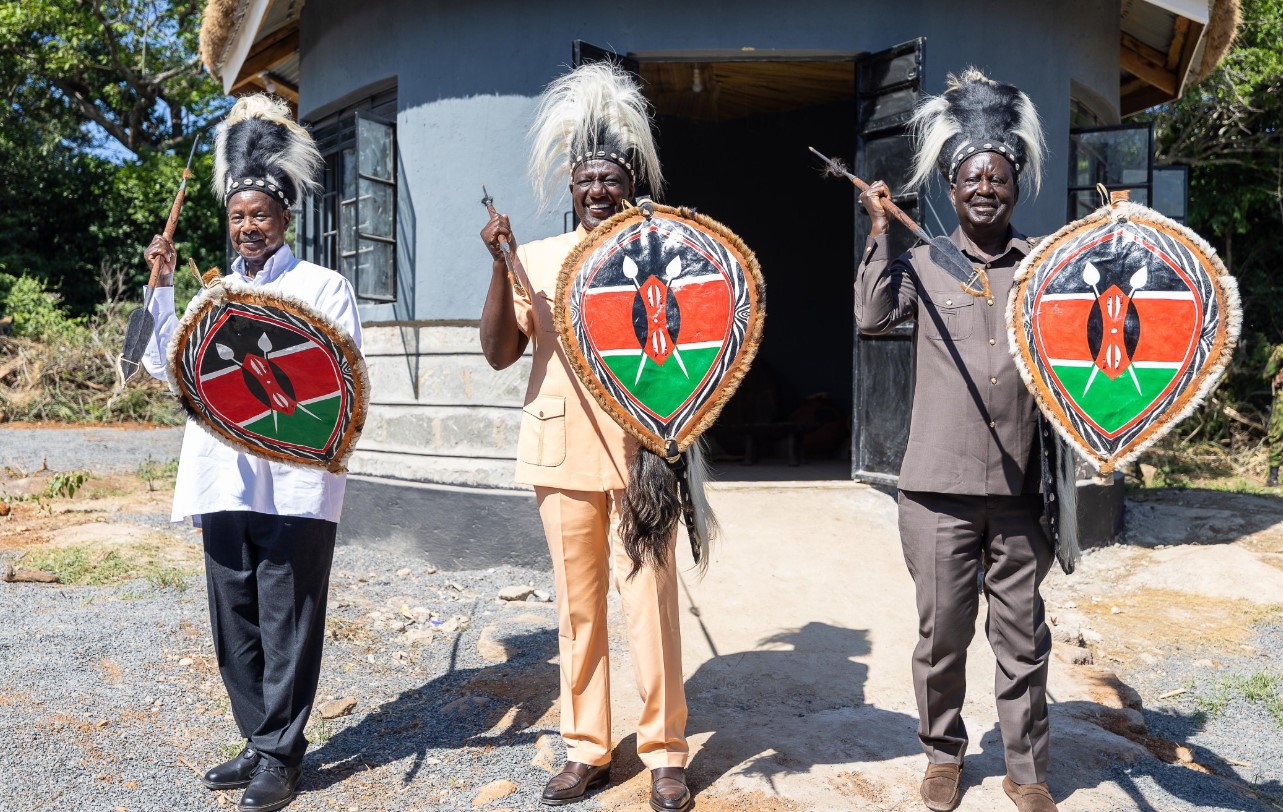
[
  {"left": 681, "top": 621, "right": 920, "bottom": 795},
  {"left": 304, "top": 627, "right": 560, "bottom": 790}
]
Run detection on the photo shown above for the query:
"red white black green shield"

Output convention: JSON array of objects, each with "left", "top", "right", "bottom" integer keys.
[
  {"left": 556, "top": 204, "right": 765, "bottom": 456},
  {"left": 1009, "top": 199, "right": 1239, "bottom": 474},
  {"left": 169, "top": 280, "right": 368, "bottom": 473}
]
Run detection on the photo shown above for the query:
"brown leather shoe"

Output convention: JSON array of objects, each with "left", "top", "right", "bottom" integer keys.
[
  {"left": 920, "top": 762, "right": 962, "bottom": 811},
  {"left": 649, "top": 767, "right": 692, "bottom": 812},
  {"left": 1002, "top": 777, "right": 1058, "bottom": 812},
  {"left": 540, "top": 761, "right": 610, "bottom": 806}
]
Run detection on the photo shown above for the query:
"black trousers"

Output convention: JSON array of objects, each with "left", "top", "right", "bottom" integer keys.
[{"left": 202, "top": 511, "right": 337, "bottom": 768}]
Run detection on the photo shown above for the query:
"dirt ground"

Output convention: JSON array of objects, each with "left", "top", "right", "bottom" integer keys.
[{"left": 5, "top": 465, "right": 1283, "bottom": 811}]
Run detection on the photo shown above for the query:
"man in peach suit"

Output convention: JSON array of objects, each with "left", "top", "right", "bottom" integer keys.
[{"left": 478, "top": 63, "right": 691, "bottom": 812}]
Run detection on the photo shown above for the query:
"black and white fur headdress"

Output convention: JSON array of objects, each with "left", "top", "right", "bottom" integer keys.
[
  {"left": 528, "top": 62, "right": 663, "bottom": 209},
  {"left": 213, "top": 94, "right": 323, "bottom": 209},
  {"left": 906, "top": 68, "right": 1046, "bottom": 196}
]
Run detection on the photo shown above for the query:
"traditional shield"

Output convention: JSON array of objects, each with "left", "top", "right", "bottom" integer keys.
[
  {"left": 556, "top": 203, "right": 765, "bottom": 457},
  {"left": 1009, "top": 195, "right": 1239, "bottom": 474},
  {"left": 168, "top": 278, "right": 369, "bottom": 473}
]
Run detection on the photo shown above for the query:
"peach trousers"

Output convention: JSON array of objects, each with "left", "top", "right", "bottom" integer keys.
[{"left": 534, "top": 486, "right": 689, "bottom": 769}]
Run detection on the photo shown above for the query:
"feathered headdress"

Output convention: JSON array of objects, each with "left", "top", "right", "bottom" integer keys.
[
  {"left": 528, "top": 62, "right": 663, "bottom": 209},
  {"left": 905, "top": 68, "right": 1046, "bottom": 197},
  {"left": 213, "top": 94, "right": 323, "bottom": 208}
]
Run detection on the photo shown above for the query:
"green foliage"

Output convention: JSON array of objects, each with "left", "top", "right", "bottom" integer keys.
[
  {"left": 1143, "top": 0, "right": 1283, "bottom": 449},
  {"left": 136, "top": 455, "right": 180, "bottom": 491},
  {"left": 1193, "top": 671, "right": 1283, "bottom": 726},
  {"left": 43, "top": 470, "right": 89, "bottom": 500},
  {"left": 25, "top": 542, "right": 192, "bottom": 590},
  {"left": 0, "top": 0, "right": 229, "bottom": 317},
  {"left": 0, "top": 273, "right": 87, "bottom": 340},
  {"left": 0, "top": 0, "right": 226, "bottom": 156}
]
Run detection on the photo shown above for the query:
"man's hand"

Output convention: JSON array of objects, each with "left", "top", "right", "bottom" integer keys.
[
  {"left": 480, "top": 211, "right": 517, "bottom": 267},
  {"left": 143, "top": 234, "right": 177, "bottom": 287},
  {"left": 860, "top": 180, "right": 892, "bottom": 237}
]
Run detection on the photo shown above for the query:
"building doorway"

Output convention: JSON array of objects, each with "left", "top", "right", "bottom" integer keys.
[{"left": 637, "top": 55, "right": 859, "bottom": 480}]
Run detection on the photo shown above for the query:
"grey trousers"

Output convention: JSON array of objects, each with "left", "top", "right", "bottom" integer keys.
[
  {"left": 202, "top": 511, "right": 337, "bottom": 768},
  {"left": 897, "top": 490, "right": 1053, "bottom": 784}
]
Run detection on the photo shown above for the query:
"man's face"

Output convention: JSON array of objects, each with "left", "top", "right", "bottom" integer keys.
[
  {"left": 569, "top": 160, "right": 633, "bottom": 230},
  {"left": 227, "top": 190, "right": 290, "bottom": 265},
  {"left": 950, "top": 152, "right": 1018, "bottom": 234}
]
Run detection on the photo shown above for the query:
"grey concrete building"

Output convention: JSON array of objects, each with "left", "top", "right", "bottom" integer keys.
[{"left": 197, "top": 0, "right": 1237, "bottom": 561}]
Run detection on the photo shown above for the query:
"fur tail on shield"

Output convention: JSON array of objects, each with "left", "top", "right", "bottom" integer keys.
[{"left": 620, "top": 440, "right": 719, "bottom": 579}]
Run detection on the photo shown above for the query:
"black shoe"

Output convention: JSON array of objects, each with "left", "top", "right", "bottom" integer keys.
[
  {"left": 237, "top": 764, "right": 302, "bottom": 812},
  {"left": 541, "top": 761, "right": 610, "bottom": 806},
  {"left": 202, "top": 745, "right": 261, "bottom": 790},
  {"left": 650, "top": 767, "right": 693, "bottom": 812}
]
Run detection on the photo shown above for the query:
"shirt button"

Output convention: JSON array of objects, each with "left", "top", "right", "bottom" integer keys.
[
  {"left": 989, "top": 420, "right": 996, "bottom": 428},
  {"left": 989, "top": 338, "right": 996, "bottom": 345},
  {"left": 990, "top": 377, "right": 998, "bottom": 384},
  {"left": 987, "top": 299, "right": 994, "bottom": 306},
  {"left": 945, "top": 299, "right": 953, "bottom": 306},
  {"left": 985, "top": 262, "right": 991, "bottom": 269}
]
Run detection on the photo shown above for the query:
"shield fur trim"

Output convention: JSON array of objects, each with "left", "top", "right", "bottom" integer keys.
[
  {"left": 166, "top": 276, "right": 370, "bottom": 474},
  {"left": 1007, "top": 200, "right": 1240, "bottom": 475},
  {"left": 554, "top": 203, "right": 766, "bottom": 458}
]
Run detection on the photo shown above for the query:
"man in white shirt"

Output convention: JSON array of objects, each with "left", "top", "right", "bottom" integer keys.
[{"left": 142, "top": 94, "right": 360, "bottom": 812}]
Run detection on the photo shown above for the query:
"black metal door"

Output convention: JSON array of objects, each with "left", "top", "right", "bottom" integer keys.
[
  {"left": 572, "top": 40, "right": 639, "bottom": 74},
  {"left": 851, "top": 38, "right": 925, "bottom": 484}
]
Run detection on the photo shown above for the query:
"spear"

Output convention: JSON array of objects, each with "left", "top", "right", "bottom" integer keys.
[
  {"left": 118, "top": 135, "right": 201, "bottom": 383},
  {"left": 480, "top": 185, "right": 536, "bottom": 298},
  {"left": 808, "top": 146, "right": 989, "bottom": 298}
]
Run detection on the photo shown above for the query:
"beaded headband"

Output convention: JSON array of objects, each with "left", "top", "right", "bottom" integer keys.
[
  {"left": 225, "top": 176, "right": 293, "bottom": 208},
  {"left": 571, "top": 144, "right": 637, "bottom": 181},
  {"left": 948, "top": 140, "right": 1023, "bottom": 184}
]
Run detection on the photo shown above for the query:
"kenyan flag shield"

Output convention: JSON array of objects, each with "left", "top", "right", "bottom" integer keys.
[
  {"left": 1009, "top": 197, "right": 1239, "bottom": 474},
  {"left": 556, "top": 204, "right": 765, "bottom": 456},
  {"left": 168, "top": 279, "right": 369, "bottom": 473}
]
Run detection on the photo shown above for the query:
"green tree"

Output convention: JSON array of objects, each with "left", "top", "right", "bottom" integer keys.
[
  {"left": 1150, "top": 0, "right": 1283, "bottom": 333},
  {"left": 1147, "top": 0, "right": 1283, "bottom": 436},
  {"left": 0, "top": 0, "right": 228, "bottom": 315},
  {"left": 0, "top": 0, "right": 224, "bottom": 155}
]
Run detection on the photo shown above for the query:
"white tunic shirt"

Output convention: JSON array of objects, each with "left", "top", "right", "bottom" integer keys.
[{"left": 143, "top": 245, "right": 363, "bottom": 524}]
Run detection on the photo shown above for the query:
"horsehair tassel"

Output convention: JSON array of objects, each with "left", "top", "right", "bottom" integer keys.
[
  {"left": 620, "top": 447, "right": 683, "bottom": 579},
  {"left": 669, "top": 447, "right": 702, "bottom": 565}
]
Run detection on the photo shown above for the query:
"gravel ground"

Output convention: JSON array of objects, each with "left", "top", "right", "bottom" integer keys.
[
  {"left": 5, "top": 428, "right": 1283, "bottom": 812},
  {"left": 0, "top": 427, "right": 183, "bottom": 475},
  {"left": 0, "top": 540, "right": 605, "bottom": 812},
  {"left": 1114, "top": 620, "right": 1283, "bottom": 808}
]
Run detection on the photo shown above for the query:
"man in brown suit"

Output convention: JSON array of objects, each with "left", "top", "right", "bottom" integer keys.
[
  {"left": 854, "top": 70, "right": 1058, "bottom": 812},
  {"left": 478, "top": 63, "right": 691, "bottom": 812}
]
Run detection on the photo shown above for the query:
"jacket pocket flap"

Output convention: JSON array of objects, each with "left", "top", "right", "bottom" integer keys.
[
  {"left": 523, "top": 395, "right": 565, "bottom": 421},
  {"left": 930, "top": 290, "right": 975, "bottom": 310}
]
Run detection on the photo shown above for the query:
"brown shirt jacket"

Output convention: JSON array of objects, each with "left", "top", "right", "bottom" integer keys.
[{"left": 855, "top": 227, "right": 1040, "bottom": 496}]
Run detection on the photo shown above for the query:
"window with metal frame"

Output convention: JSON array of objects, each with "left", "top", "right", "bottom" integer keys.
[
  {"left": 1067, "top": 122, "right": 1189, "bottom": 224},
  {"left": 1067, "top": 123, "right": 1154, "bottom": 220},
  {"left": 299, "top": 88, "right": 397, "bottom": 302}
]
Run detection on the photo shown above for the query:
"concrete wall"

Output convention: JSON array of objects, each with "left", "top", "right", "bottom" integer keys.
[{"left": 302, "top": 0, "right": 1121, "bottom": 488}]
